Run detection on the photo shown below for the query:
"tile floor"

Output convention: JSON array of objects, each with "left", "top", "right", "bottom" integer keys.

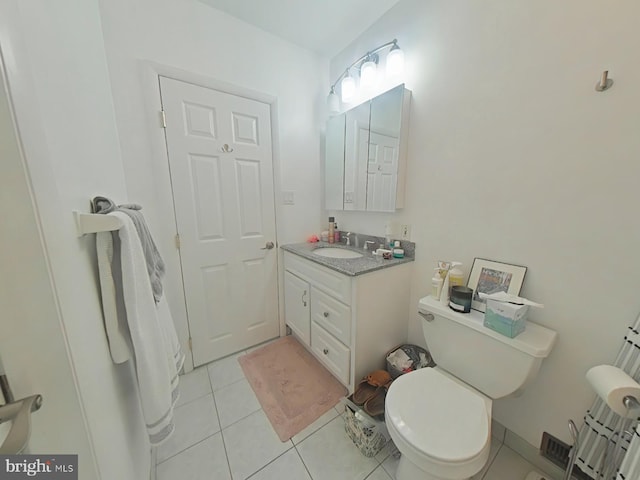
[{"left": 154, "top": 341, "right": 548, "bottom": 480}]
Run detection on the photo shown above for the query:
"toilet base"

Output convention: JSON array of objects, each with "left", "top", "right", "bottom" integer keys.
[{"left": 396, "top": 454, "right": 472, "bottom": 480}]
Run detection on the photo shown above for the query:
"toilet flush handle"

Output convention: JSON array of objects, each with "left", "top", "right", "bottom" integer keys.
[{"left": 419, "top": 312, "right": 434, "bottom": 322}]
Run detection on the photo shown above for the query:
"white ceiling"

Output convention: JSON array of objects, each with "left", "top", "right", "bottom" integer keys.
[{"left": 198, "top": 0, "right": 401, "bottom": 57}]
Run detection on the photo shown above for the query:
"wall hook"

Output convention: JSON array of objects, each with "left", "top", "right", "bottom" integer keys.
[
  {"left": 595, "top": 70, "right": 613, "bottom": 92},
  {"left": 221, "top": 144, "right": 234, "bottom": 153}
]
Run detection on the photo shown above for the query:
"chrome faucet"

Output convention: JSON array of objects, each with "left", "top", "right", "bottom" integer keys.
[
  {"left": 344, "top": 232, "right": 359, "bottom": 247},
  {"left": 363, "top": 241, "right": 375, "bottom": 251}
]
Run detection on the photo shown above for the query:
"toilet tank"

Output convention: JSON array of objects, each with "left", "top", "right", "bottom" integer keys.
[{"left": 418, "top": 296, "right": 557, "bottom": 399}]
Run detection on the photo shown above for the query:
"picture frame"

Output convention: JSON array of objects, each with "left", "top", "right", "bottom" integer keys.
[{"left": 467, "top": 258, "right": 527, "bottom": 313}]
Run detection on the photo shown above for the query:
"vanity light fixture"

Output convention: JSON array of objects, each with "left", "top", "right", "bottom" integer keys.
[
  {"left": 327, "top": 39, "right": 404, "bottom": 114},
  {"left": 359, "top": 54, "right": 378, "bottom": 90},
  {"left": 341, "top": 71, "right": 357, "bottom": 103},
  {"left": 386, "top": 42, "right": 405, "bottom": 77},
  {"left": 327, "top": 86, "right": 340, "bottom": 113}
]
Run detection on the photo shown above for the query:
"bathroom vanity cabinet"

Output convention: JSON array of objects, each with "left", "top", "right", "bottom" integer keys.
[{"left": 283, "top": 251, "right": 411, "bottom": 393}]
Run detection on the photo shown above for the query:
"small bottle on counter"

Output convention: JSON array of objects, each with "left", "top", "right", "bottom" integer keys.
[
  {"left": 328, "top": 217, "right": 335, "bottom": 244},
  {"left": 431, "top": 269, "right": 444, "bottom": 300},
  {"left": 334, "top": 222, "right": 340, "bottom": 243},
  {"left": 449, "top": 262, "right": 464, "bottom": 288}
]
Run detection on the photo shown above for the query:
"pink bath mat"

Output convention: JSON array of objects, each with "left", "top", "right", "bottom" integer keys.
[{"left": 239, "top": 336, "right": 347, "bottom": 441}]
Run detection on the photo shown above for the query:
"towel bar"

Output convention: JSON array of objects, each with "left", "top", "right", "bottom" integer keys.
[{"left": 73, "top": 211, "right": 123, "bottom": 237}]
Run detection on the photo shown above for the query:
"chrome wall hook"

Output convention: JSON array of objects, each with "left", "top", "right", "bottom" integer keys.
[{"left": 595, "top": 70, "right": 614, "bottom": 92}]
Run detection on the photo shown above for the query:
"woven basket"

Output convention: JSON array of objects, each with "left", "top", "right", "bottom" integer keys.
[{"left": 343, "top": 405, "right": 388, "bottom": 458}]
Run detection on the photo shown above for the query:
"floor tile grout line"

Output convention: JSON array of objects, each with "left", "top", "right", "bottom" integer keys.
[
  {"left": 206, "top": 365, "right": 234, "bottom": 479},
  {"left": 293, "top": 443, "right": 314, "bottom": 480},
  {"left": 210, "top": 375, "right": 252, "bottom": 394},
  {"left": 243, "top": 443, "right": 295, "bottom": 480},
  {"left": 480, "top": 442, "right": 503, "bottom": 480},
  {"left": 175, "top": 388, "right": 213, "bottom": 409},
  {"left": 155, "top": 398, "right": 221, "bottom": 464},
  {"left": 291, "top": 409, "right": 340, "bottom": 446},
  {"left": 219, "top": 406, "right": 263, "bottom": 432},
  {"left": 155, "top": 431, "right": 221, "bottom": 467}
]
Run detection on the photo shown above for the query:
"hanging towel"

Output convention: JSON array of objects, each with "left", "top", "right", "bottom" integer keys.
[
  {"left": 110, "top": 211, "right": 184, "bottom": 445},
  {"left": 93, "top": 197, "right": 165, "bottom": 303},
  {"left": 96, "top": 229, "right": 131, "bottom": 364},
  {"left": 575, "top": 312, "right": 640, "bottom": 479},
  {"left": 117, "top": 205, "right": 166, "bottom": 303}
]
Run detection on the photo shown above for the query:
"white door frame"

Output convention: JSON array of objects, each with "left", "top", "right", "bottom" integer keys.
[{"left": 137, "top": 61, "right": 285, "bottom": 372}]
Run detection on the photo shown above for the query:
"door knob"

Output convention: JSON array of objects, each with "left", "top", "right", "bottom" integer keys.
[
  {"left": 323, "top": 312, "right": 329, "bottom": 318},
  {"left": 261, "top": 241, "right": 275, "bottom": 250},
  {"left": 221, "top": 144, "right": 234, "bottom": 153},
  {"left": 323, "top": 348, "right": 329, "bottom": 355}
]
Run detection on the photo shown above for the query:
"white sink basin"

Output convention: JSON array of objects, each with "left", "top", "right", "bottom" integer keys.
[{"left": 312, "top": 248, "right": 363, "bottom": 259}]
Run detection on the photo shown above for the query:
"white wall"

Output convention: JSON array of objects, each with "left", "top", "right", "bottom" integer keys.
[
  {"left": 330, "top": 0, "right": 640, "bottom": 447},
  {"left": 0, "top": 51, "right": 98, "bottom": 472},
  {"left": 97, "top": 0, "right": 327, "bottom": 367},
  {"left": 0, "top": 1, "right": 149, "bottom": 478}
]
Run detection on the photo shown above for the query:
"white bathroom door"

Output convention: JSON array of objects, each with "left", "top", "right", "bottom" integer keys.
[
  {"left": 159, "top": 76, "right": 279, "bottom": 366},
  {"left": 367, "top": 130, "right": 399, "bottom": 211}
]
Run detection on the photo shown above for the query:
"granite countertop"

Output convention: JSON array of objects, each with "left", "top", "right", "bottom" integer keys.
[{"left": 281, "top": 241, "right": 414, "bottom": 276}]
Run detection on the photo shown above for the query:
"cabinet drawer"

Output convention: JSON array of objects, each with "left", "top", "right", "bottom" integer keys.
[
  {"left": 311, "top": 288, "right": 351, "bottom": 346},
  {"left": 284, "top": 251, "right": 351, "bottom": 305},
  {"left": 311, "top": 321, "right": 350, "bottom": 386}
]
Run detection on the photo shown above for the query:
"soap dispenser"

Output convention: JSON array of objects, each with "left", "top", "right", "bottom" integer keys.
[{"left": 431, "top": 268, "right": 444, "bottom": 300}]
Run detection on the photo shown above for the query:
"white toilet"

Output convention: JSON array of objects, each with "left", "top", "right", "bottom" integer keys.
[{"left": 386, "top": 296, "right": 557, "bottom": 480}]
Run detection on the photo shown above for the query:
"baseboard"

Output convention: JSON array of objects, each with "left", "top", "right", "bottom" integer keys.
[
  {"left": 493, "top": 420, "right": 565, "bottom": 480},
  {"left": 491, "top": 419, "right": 507, "bottom": 443}
]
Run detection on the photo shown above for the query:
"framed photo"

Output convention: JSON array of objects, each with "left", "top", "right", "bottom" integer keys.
[{"left": 467, "top": 258, "right": 527, "bottom": 312}]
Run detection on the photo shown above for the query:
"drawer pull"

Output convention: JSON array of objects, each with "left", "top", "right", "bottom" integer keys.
[
  {"left": 323, "top": 312, "right": 330, "bottom": 318},
  {"left": 323, "top": 348, "right": 329, "bottom": 355},
  {"left": 302, "top": 290, "right": 307, "bottom": 307}
]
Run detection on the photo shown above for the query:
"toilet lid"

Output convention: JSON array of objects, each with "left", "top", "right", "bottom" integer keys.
[{"left": 386, "top": 368, "right": 489, "bottom": 463}]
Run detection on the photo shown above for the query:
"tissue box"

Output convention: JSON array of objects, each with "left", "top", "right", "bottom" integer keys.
[{"left": 483, "top": 299, "right": 529, "bottom": 338}]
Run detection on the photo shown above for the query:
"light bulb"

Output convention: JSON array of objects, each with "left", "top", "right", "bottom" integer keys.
[
  {"left": 327, "top": 88, "right": 340, "bottom": 114},
  {"left": 360, "top": 59, "right": 377, "bottom": 90},
  {"left": 386, "top": 44, "right": 405, "bottom": 77},
  {"left": 341, "top": 73, "right": 356, "bottom": 103}
]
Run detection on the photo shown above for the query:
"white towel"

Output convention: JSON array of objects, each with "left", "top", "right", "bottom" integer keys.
[
  {"left": 96, "top": 230, "right": 132, "bottom": 364},
  {"left": 111, "top": 212, "right": 184, "bottom": 445}
]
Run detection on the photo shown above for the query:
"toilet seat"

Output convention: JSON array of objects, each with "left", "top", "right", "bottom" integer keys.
[{"left": 386, "top": 368, "right": 491, "bottom": 477}]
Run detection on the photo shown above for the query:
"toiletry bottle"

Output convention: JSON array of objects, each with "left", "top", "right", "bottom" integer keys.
[
  {"left": 449, "top": 262, "right": 464, "bottom": 288},
  {"left": 393, "top": 241, "right": 404, "bottom": 258},
  {"left": 432, "top": 268, "right": 444, "bottom": 300},
  {"left": 440, "top": 270, "right": 451, "bottom": 306},
  {"left": 334, "top": 222, "right": 340, "bottom": 243},
  {"left": 384, "top": 224, "right": 392, "bottom": 249},
  {"left": 328, "top": 217, "right": 335, "bottom": 244}
]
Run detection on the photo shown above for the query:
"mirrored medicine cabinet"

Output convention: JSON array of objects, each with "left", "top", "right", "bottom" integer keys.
[{"left": 325, "top": 84, "right": 411, "bottom": 212}]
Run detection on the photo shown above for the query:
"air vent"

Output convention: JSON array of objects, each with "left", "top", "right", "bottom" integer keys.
[
  {"left": 540, "top": 432, "right": 570, "bottom": 469},
  {"left": 540, "top": 432, "right": 590, "bottom": 480}
]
